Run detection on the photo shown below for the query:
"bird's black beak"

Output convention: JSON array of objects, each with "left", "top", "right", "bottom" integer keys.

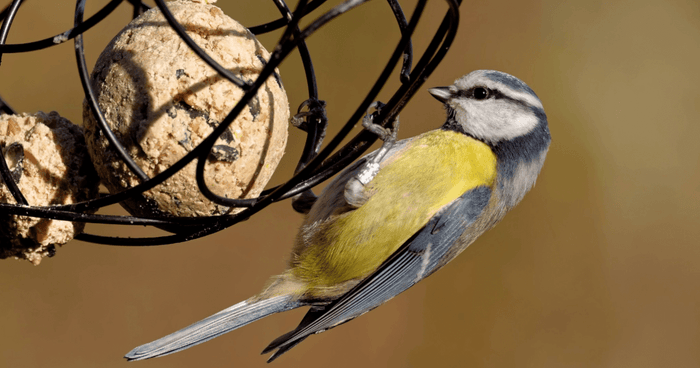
[{"left": 428, "top": 87, "right": 452, "bottom": 103}]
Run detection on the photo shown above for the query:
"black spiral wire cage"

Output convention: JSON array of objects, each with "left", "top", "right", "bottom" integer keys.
[{"left": 0, "top": 0, "right": 461, "bottom": 247}]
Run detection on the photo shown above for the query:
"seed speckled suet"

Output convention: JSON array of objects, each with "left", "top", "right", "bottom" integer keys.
[{"left": 125, "top": 70, "right": 551, "bottom": 362}]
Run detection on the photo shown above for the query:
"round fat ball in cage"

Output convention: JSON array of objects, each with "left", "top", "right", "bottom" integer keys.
[
  {"left": 83, "top": 0, "right": 289, "bottom": 221},
  {"left": 0, "top": 111, "right": 100, "bottom": 265}
]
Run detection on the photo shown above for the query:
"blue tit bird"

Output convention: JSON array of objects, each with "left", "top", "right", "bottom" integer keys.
[{"left": 125, "top": 69, "right": 551, "bottom": 362}]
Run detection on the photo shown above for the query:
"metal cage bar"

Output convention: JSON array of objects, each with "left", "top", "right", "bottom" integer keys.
[{"left": 0, "top": 0, "right": 461, "bottom": 246}]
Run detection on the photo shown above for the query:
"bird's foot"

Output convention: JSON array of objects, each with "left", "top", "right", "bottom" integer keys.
[
  {"left": 361, "top": 101, "right": 399, "bottom": 144},
  {"left": 344, "top": 102, "right": 400, "bottom": 208},
  {"left": 289, "top": 99, "right": 328, "bottom": 213},
  {"left": 290, "top": 98, "right": 327, "bottom": 133}
]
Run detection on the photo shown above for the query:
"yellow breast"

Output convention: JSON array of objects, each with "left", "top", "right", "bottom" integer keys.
[{"left": 294, "top": 129, "right": 497, "bottom": 289}]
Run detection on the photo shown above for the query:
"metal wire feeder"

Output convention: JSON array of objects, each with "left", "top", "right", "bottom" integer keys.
[{"left": 0, "top": 0, "right": 461, "bottom": 250}]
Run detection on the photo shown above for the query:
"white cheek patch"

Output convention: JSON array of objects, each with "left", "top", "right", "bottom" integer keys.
[
  {"left": 450, "top": 99, "right": 538, "bottom": 143},
  {"left": 447, "top": 70, "right": 545, "bottom": 143},
  {"left": 493, "top": 106, "right": 539, "bottom": 141}
]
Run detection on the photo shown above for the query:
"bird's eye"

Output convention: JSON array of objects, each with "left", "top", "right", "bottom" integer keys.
[{"left": 473, "top": 87, "right": 489, "bottom": 100}]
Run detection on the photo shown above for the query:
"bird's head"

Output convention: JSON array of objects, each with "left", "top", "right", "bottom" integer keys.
[
  {"left": 430, "top": 70, "right": 551, "bottom": 208},
  {"left": 429, "top": 70, "right": 549, "bottom": 148}
]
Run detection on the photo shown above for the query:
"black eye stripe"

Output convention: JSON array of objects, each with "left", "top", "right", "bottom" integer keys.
[
  {"left": 490, "top": 89, "right": 506, "bottom": 99},
  {"left": 455, "top": 87, "right": 531, "bottom": 109},
  {"left": 456, "top": 86, "right": 497, "bottom": 99}
]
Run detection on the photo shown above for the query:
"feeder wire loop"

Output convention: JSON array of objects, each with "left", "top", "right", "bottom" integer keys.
[
  {"left": 0, "top": 0, "right": 462, "bottom": 246},
  {"left": 0, "top": 0, "right": 124, "bottom": 54},
  {"left": 0, "top": 0, "right": 22, "bottom": 65},
  {"left": 74, "top": 0, "right": 150, "bottom": 184},
  {"left": 280, "top": 0, "right": 460, "bottom": 199}
]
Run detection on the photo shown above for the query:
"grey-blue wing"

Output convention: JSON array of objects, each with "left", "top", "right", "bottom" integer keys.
[{"left": 262, "top": 186, "right": 492, "bottom": 362}]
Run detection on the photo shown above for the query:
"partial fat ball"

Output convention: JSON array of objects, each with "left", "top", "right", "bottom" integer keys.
[{"left": 0, "top": 111, "right": 99, "bottom": 265}]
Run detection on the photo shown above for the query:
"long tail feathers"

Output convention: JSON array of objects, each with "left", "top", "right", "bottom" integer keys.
[
  {"left": 125, "top": 295, "right": 302, "bottom": 361},
  {"left": 261, "top": 307, "right": 327, "bottom": 362},
  {"left": 265, "top": 335, "right": 309, "bottom": 363}
]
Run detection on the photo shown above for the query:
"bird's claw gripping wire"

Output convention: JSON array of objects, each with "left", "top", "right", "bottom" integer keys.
[
  {"left": 360, "top": 101, "right": 398, "bottom": 144},
  {"left": 290, "top": 98, "right": 328, "bottom": 214},
  {"left": 290, "top": 98, "right": 327, "bottom": 133}
]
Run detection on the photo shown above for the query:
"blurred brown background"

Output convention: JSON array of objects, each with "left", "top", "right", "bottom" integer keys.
[{"left": 1, "top": 0, "right": 699, "bottom": 367}]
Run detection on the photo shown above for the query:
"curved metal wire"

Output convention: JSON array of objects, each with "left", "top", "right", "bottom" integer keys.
[
  {"left": 0, "top": 0, "right": 462, "bottom": 246},
  {"left": 0, "top": 0, "right": 123, "bottom": 54}
]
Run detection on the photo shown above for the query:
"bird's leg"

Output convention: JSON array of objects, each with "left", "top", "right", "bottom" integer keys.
[
  {"left": 290, "top": 99, "right": 328, "bottom": 214},
  {"left": 344, "top": 102, "right": 399, "bottom": 208}
]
